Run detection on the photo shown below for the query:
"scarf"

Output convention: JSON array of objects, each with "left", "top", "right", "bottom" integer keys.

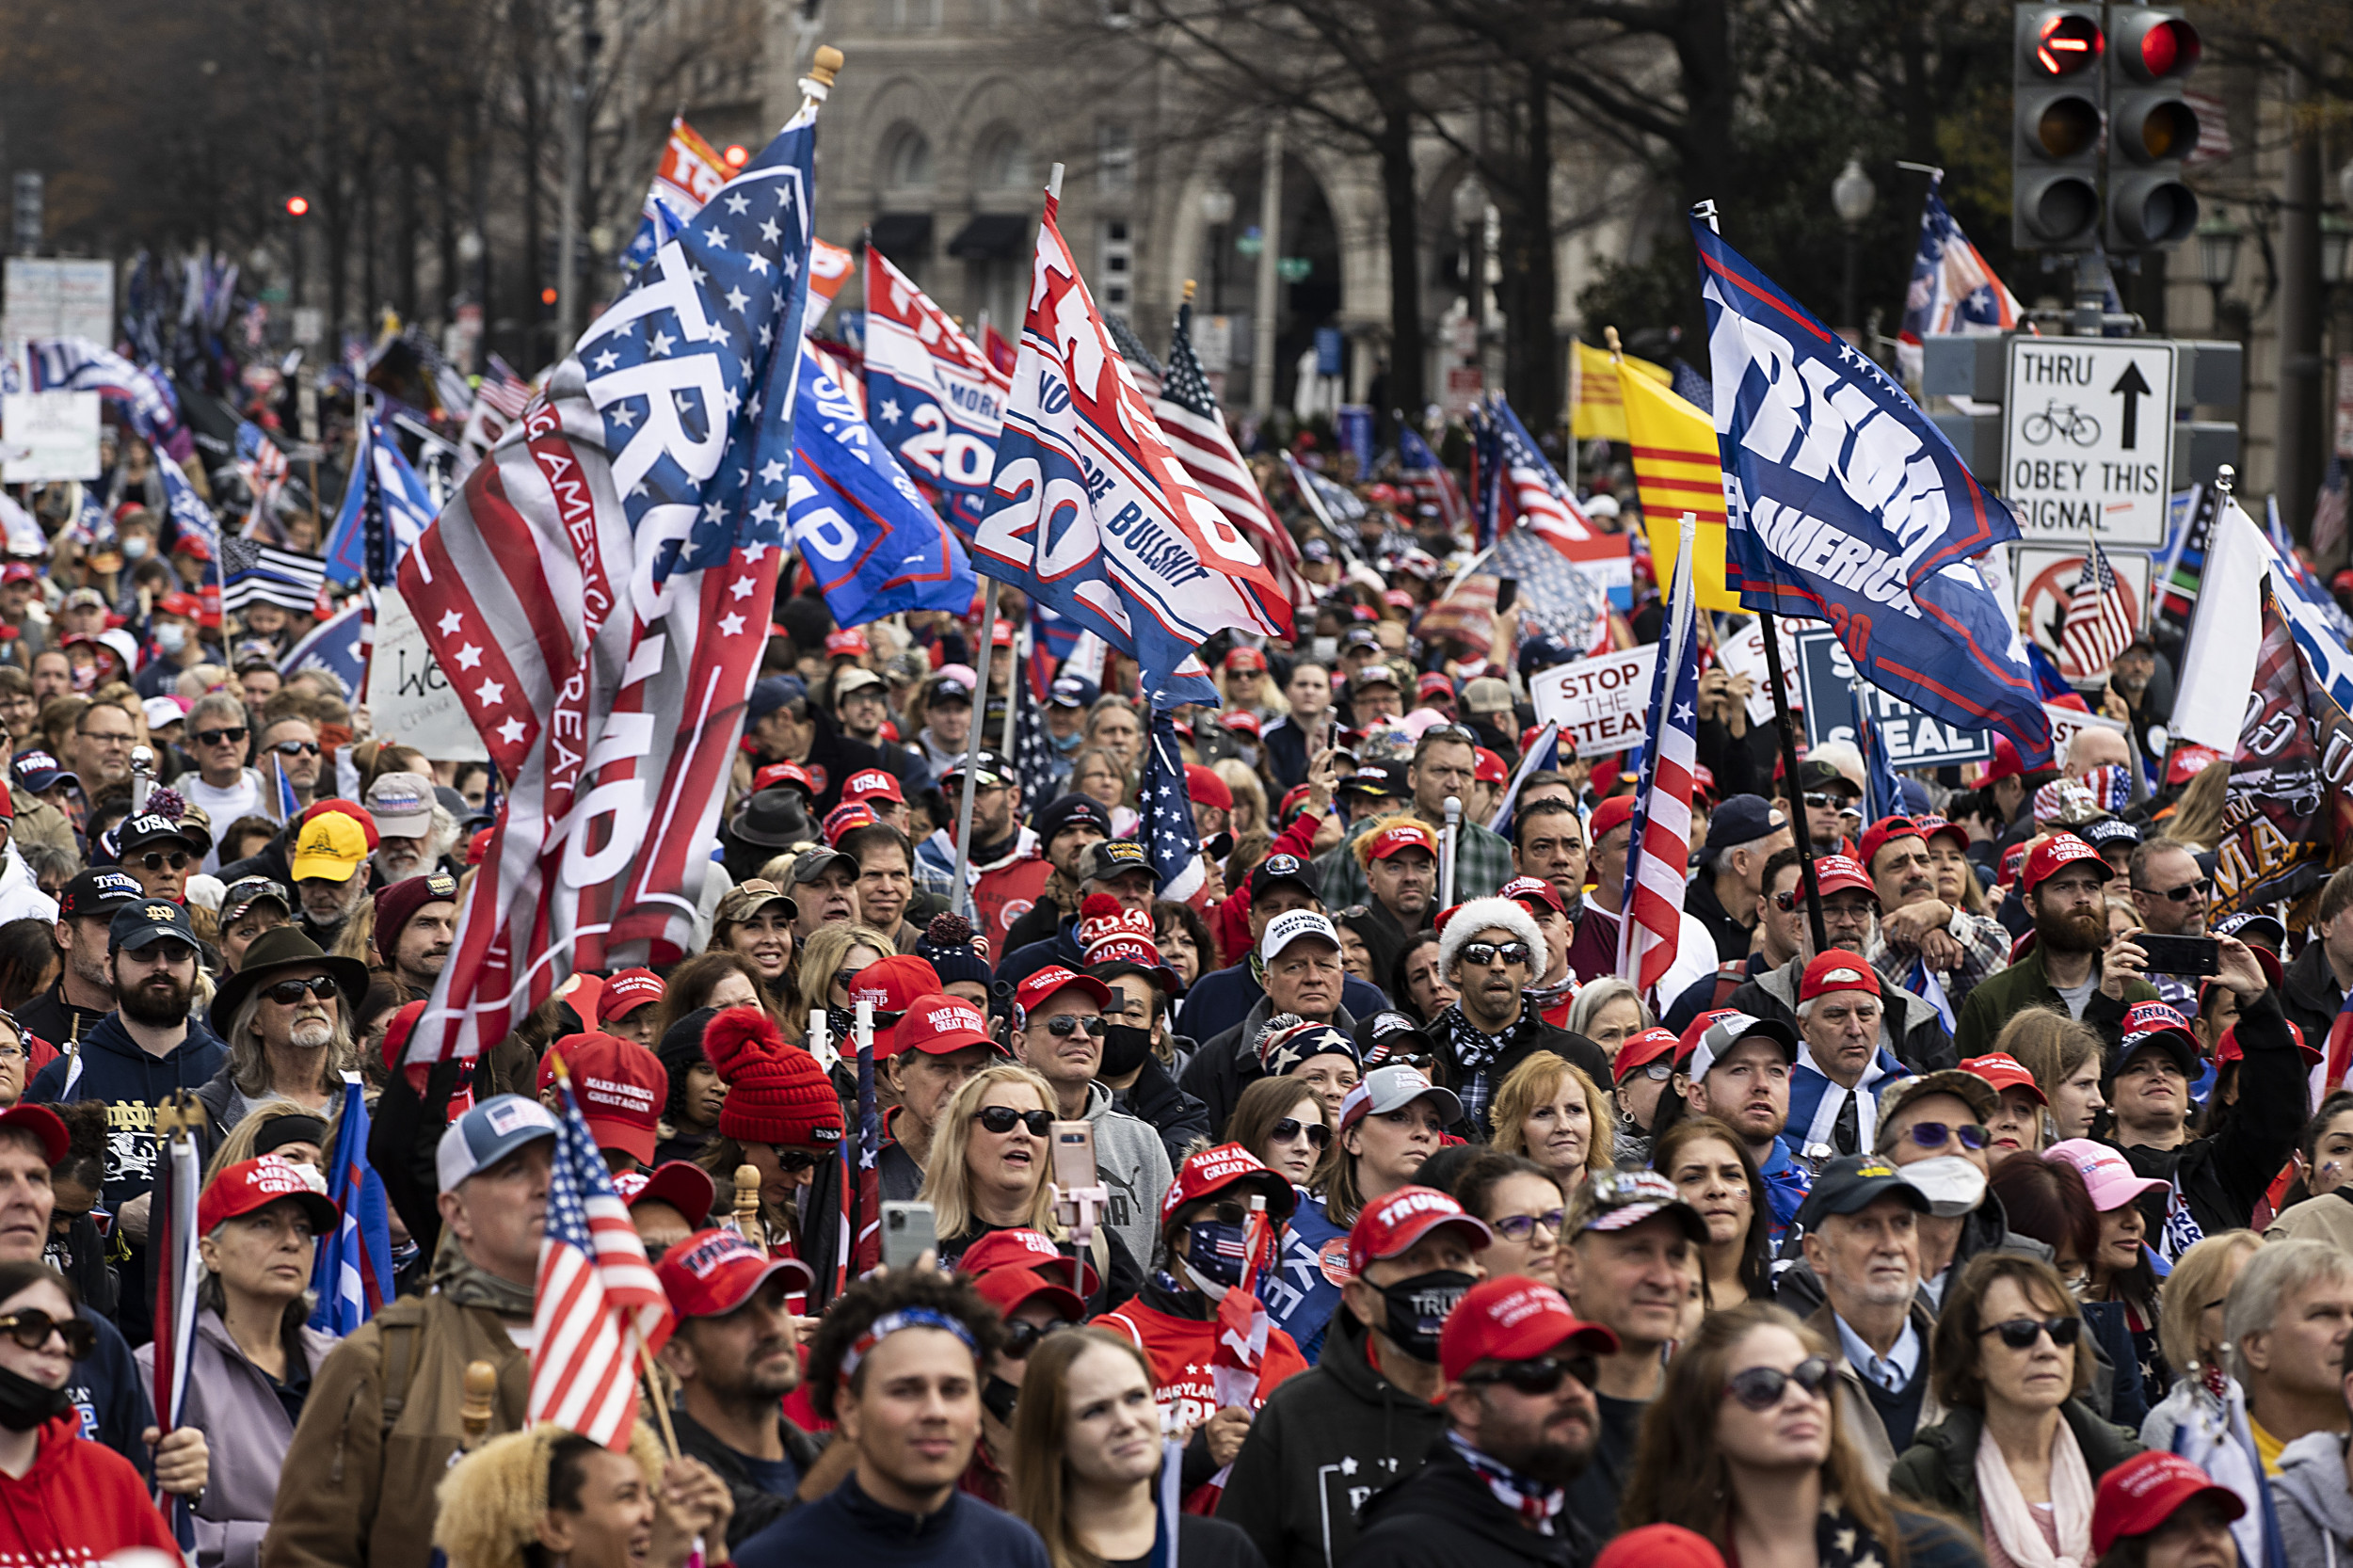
[
  {"left": 1438, "top": 1002, "right": 1545, "bottom": 1078},
  {"left": 1524, "top": 975, "right": 1577, "bottom": 1016},
  {"left": 1448, "top": 1432, "right": 1562, "bottom": 1535},
  {"left": 1807, "top": 1496, "right": 1897, "bottom": 1568},
  {"left": 1975, "top": 1416, "right": 2094, "bottom": 1568},
  {"left": 430, "top": 1227, "right": 538, "bottom": 1320}
]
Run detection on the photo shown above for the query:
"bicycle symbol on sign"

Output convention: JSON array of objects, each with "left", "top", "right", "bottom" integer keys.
[{"left": 2020, "top": 401, "right": 2101, "bottom": 448}]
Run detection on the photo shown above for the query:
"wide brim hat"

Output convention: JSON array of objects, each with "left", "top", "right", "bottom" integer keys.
[{"left": 208, "top": 926, "right": 372, "bottom": 1037}]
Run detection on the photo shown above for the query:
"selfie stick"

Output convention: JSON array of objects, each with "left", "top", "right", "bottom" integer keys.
[
  {"left": 1439, "top": 793, "right": 1462, "bottom": 910},
  {"left": 805, "top": 1004, "right": 836, "bottom": 1075},
  {"left": 1052, "top": 1176, "right": 1110, "bottom": 1300}
]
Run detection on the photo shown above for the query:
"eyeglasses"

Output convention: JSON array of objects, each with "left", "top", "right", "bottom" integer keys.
[
  {"left": 973, "top": 1106, "right": 1055, "bottom": 1137},
  {"left": 1487, "top": 1209, "right": 1565, "bottom": 1241},
  {"left": 194, "top": 727, "right": 247, "bottom": 748},
  {"left": 1981, "top": 1315, "right": 2082, "bottom": 1351},
  {"left": 271, "top": 740, "right": 322, "bottom": 757},
  {"left": 1458, "top": 941, "right": 1533, "bottom": 969},
  {"left": 1268, "top": 1118, "right": 1330, "bottom": 1148},
  {"left": 1899, "top": 1121, "right": 1989, "bottom": 1153},
  {"left": 1460, "top": 1355, "right": 1597, "bottom": 1396},
  {"left": 0, "top": 1309, "right": 96, "bottom": 1360},
  {"left": 137, "top": 851, "right": 190, "bottom": 872},
  {"left": 1723, "top": 1355, "right": 1833, "bottom": 1411},
  {"left": 1001, "top": 1317, "right": 1078, "bottom": 1359},
  {"left": 1041, "top": 1015, "right": 1104, "bottom": 1038},
  {"left": 2132, "top": 878, "right": 2211, "bottom": 904},
  {"left": 1630, "top": 1061, "right": 1674, "bottom": 1082},
  {"left": 264, "top": 975, "right": 341, "bottom": 1006}
]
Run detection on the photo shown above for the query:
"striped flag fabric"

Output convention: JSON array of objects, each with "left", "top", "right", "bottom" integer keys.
[
  {"left": 1156, "top": 300, "right": 1306, "bottom": 622},
  {"left": 2057, "top": 539, "right": 2136, "bottom": 680},
  {"left": 1618, "top": 353, "right": 1740, "bottom": 612},
  {"left": 1397, "top": 425, "right": 1465, "bottom": 531},
  {"left": 150, "top": 1120, "right": 203, "bottom": 1521},
  {"left": 1616, "top": 515, "right": 1702, "bottom": 1000},
  {"left": 1568, "top": 338, "right": 1670, "bottom": 442},
  {"left": 1140, "top": 711, "right": 1207, "bottom": 905},
  {"left": 1106, "top": 312, "right": 1165, "bottom": 405},
  {"left": 534, "top": 1079, "right": 673, "bottom": 1448},
  {"left": 221, "top": 536, "right": 328, "bottom": 614},
  {"left": 309, "top": 1072, "right": 394, "bottom": 1334},
  {"left": 476, "top": 354, "right": 534, "bottom": 420},
  {"left": 1487, "top": 397, "right": 1625, "bottom": 635}
]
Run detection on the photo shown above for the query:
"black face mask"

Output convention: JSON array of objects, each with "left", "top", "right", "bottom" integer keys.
[
  {"left": 1098, "top": 1023, "right": 1154, "bottom": 1077},
  {"left": 825, "top": 1005, "right": 859, "bottom": 1045},
  {"left": 1380, "top": 1270, "right": 1477, "bottom": 1362},
  {"left": 0, "top": 1364, "right": 70, "bottom": 1433}
]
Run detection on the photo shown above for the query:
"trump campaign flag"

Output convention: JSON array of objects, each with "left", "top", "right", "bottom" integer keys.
[
  {"left": 397, "top": 72, "right": 829, "bottom": 1066},
  {"left": 1694, "top": 215, "right": 2052, "bottom": 768},
  {"left": 1155, "top": 299, "right": 1304, "bottom": 625},
  {"left": 311, "top": 1072, "right": 394, "bottom": 1333},
  {"left": 974, "top": 177, "right": 1289, "bottom": 707},
  {"left": 1896, "top": 175, "right": 2024, "bottom": 386},
  {"left": 623, "top": 116, "right": 731, "bottom": 276},
  {"left": 26, "top": 337, "right": 195, "bottom": 463},
  {"left": 864, "top": 246, "right": 1011, "bottom": 534}
]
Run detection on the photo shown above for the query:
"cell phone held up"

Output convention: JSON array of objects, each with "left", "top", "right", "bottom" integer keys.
[
  {"left": 2134, "top": 933, "right": 2219, "bottom": 978},
  {"left": 1050, "top": 1121, "right": 1098, "bottom": 1192},
  {"left": 880, "top": 1200, "right": 936, "bottom": 1272}
]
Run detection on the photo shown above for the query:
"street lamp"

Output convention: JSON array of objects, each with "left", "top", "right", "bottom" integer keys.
[
  {"left": 2195, "top": 206, "right": 2245, "bottom": 330},
  {"left": 1200, "top": 184, "right": 1235, "bottom": 312},
  {"left": 1832, "top": 156, "right": 1876, "bottom": 342}
]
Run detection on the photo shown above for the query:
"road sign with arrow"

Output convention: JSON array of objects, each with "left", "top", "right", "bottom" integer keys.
[{"left": 2001, "top": 335, "right": 2177, "bottom": 547}]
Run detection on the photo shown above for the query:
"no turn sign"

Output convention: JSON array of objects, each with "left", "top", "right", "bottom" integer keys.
[{"left": 2002, "top": 336, "right": 2177, "bottom": 547}]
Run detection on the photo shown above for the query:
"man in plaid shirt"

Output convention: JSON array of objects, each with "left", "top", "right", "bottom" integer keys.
[
  {"left": 1860, "top": 815, "right": 2010, "bottom": 1008},
  {"left": 1314, "top": 728, "right": 1514, "bottom": 912}
]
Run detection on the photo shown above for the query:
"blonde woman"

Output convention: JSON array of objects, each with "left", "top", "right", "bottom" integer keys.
[
  {"left": 203, "top": 1097, "right": 333, "bottom": 1181},
  {"left": 1566, "top": 977, "right": 1651, "bottom": 1061},
  {"left": 920, "top": 1064, "right": 1141, "bottom": 1310},
  {"left": 2138, "top": 1229, "right": 2268, "bottom": 1560},
  {"left": 781, "top": 920, "right": 896, "bottom": 1048},
  {"left": 1489, "top": 1050, "right": 1611, "bottom": 1198}
]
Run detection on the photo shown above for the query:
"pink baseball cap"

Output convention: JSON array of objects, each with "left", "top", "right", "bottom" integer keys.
[{"left": 2043, "top": 1139, "right": 2168, "bottom": 1212}]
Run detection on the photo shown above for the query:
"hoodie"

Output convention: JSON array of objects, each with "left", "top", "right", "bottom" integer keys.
[
  {"left": 1216, "top": 1303, "right": 1449, "bottom": 1568},
  {"left": 27, "top": 1009, "right": 230, "bottom": 1211},
  {"left": 1079, "top": 1080, "right": 1176, "bottom": 1277},
  {"left": 0, "top": 1414, "right": 181, "bottom": 1567},
  {"left": 2274, "top": 1431, "right": 2353, "bottom": 1567}
]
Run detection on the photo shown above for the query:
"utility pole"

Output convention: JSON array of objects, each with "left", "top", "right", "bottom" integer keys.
[
  {"left": 2277, "top": 66, "right": 2325, "bottom": 542},
  {"left": 554, "top": 0, "right": 596, "bottom": 359},
  {"left": 1250, "top": 120, "right": 1284, "bottom": 419}
]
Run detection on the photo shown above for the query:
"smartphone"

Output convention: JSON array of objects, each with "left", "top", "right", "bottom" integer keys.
[
  {"left": 2136, "top": 934, "right": 2220, "bottom": 977},
  {"left": 1050, "top": 1120, "right": 1098, "bottom": 1192},
  {"left": 880, "top": 1201, "right": 936, "bottom": 1271},
  {"left": 1495, "top": 577, "right": 1520, "bottom": 616}
]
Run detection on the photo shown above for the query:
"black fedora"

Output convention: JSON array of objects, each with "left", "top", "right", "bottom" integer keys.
[
  {"left": 726, "top": 787, "right": 820, "bottom": 851},
  {"left": 209, "top": 926, "right": 373, "bottom": 1039}
]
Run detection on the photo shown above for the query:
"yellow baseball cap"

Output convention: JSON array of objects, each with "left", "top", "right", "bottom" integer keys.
[{"left": 291, "top": 812, "right": 370, "bottom": 883}]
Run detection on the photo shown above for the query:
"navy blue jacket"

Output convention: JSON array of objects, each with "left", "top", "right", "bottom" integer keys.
[
  {"left": 736, "top": 1474, "right": 1049, "bottom": 1568},
  {"left": 29, "top": 1010, "right": 230, "bottom": 1210},
  {"left": 1176, "top": 961, "right": 1387, "bottom": 1050}
]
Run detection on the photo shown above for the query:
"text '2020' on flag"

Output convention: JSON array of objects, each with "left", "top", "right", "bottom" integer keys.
[
  {"left": 863, "top": 245, "right": 1011, "bottom": 536},
  {"left": 398, "top": 72, "right": 831, "bottom": 1065},
  {"left": 974, "top": 178, "right": 1289, "bottom": 708},
  {"left": 1694, "top": 213, "right": 2052, "bottom": 768}
]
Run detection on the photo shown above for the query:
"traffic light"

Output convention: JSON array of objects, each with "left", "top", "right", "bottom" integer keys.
[
  {"left": 2012, "top": 4, "right": 2104, "bottom": 250},
  {"left": 2105, "top": 6, "right": 2202, "bottom": 249},
  {"left": 283, "top": 196, "right": 310, "bottom": 217}
]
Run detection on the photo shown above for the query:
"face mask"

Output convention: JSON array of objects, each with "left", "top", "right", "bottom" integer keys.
[
  {"left": 120, "top": 537, "right": 149, "bottom": 561},
  {"left": 0, "top": 1364, "right": 71, "bottom": 1432},
  {"left": 1099, "top": 1023, "right": 1154, "bottom": 1077},
  {"left": 1901, "top": 1154, "right": 1987, "bottom": 1219},
  {"left": 1380, "top": 1270, "right": 1477, "bottom": 1362},
  {"left": 154, "top": 624, "right": 187, "bottom": 655},
  {"left": 1181, "top": 1219, "right": 1250, "bottom": 1297},
  {"left": 981, "top": 1374, "right": 1021, "bottom": 1426},
  {"left": 69, "top": 664, "right": 94, "bottom": 695}
]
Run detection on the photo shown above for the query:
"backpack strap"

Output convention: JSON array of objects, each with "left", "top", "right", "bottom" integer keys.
[
  {"left": 377, "top": 1315, "right": 421, "bottom": 1434},
  {"left": 1709, "top": 961, "right": 1748, "bottom": 1008}
]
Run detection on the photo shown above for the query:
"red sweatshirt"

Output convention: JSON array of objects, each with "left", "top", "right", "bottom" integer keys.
[
  {"left": 0, "top": 1415, "right": 180, "bottom": 1567},
  {"left": 1097, "top": 1292, "right": 1310, "bottom": 1512}
]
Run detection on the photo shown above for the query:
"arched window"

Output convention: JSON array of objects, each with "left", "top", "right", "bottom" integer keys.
[
  {"left": 975, "top": 126, "right": 1031, "bottom": 191},
  {"left": 882, "top": 124, "right": 934, "bottom": 189}
]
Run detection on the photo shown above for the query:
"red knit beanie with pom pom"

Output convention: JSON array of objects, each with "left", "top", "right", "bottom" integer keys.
[{"left": 701, "top": 1006, "right": 844, "bottom": 1147}]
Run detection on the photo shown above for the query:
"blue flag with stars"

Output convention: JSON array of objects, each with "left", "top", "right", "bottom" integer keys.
[
  {"left": 323, "top": 411, "right": 436, "bottom": 587},
  {"left": 280, "top": 598, "right": 368, "bottom": 701},
  {"left": 1138, "top": 711, "right": 1206, "bottom": 904}
]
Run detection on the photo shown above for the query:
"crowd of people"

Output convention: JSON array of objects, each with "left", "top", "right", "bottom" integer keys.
[{"left": 0, "top": 408, "right": 2345, "bottom": 1568}]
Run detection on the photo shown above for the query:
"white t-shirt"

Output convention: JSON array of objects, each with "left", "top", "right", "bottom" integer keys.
[{"left": 178, "top": 770, "right": 265, "bottom": 872}]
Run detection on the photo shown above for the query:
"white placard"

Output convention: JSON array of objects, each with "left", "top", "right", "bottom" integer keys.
[
  {"left": 2002, "top": 336, "right": 2177, "bottom": 547},
  {"left": 1528, "top": 645, "right": 1660, "bottom": 758},
  {"left": 1715, "top": 617, "right": 1803, "bottom": 725},
  {"left": 364, "top": 584, "right": 488, "bottom": 762},
  {"left": 2042, "top": 700, "right": 2126, "bottom": 760},
  {"left": 0, "top": 391, "right": 99, "bottom": 481},
  {"left": 2, "top": 257, "right": 113, "bottom": 365}
]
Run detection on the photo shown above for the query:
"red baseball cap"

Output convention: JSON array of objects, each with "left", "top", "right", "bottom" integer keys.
[
  {"left": 199, "top": 1155, "right": 339, "bottom": 1239},
  {"left": 0, "top": 1105, "right": 66, "bottom": 1166},
  {"left": 380, "top": 1000, "right": 428, "bottom": 1074},
  {"left": 891, "top": 993, "right": 999, "bottom": 1059},
  {"left": 612, "top": 1160, "right": 716, "bottom": 1222},
  {"left": 2165, "top": 744, "right": 2222, "bottom": 787},
  {"left": 1960, "top": 1053, "right": 2046, "bottom": 1104},
  {"left": 1368, "top": 822, "right": 1438, "bottom": 862},
  {"left": 1674, "top": 1008, "right": 1743, "bottom": 1069},
  {"left": 1589, "top": 793, "right": 1637, "bottom": 843},
  {"left": 0, "top": 564, "right": 36, "bottom": 586},
  {"left": 1809, "top": 854, "right": 1878, "bottom": 901},
  {"left": 1223, "top": 712, "right": 1263, "bottom": 739},
  {"left": 1224, "top": 647, "right": 1268, "bottom": 674},
  {"left": 1015, "top": 964, "right": 1113, "bottom": 1023},
  {"left": 2090, "top": 1452, "right": 2245, "bottom": 1557},
  {"left": 541, "top": 1032, "right": 667, "bottom": 1163},
  {"left": 657, "top": 1227, "right": 813, "bottom": 1318},
  {"left": 1347, "top": 1186, "right": 1492, "bottom": 1277},
  {"left": 1499, "top": 874, "right": 1567, "bottom": 918},
  {"left": 840, "top": 768, "right": 904, "bottom": 806},
  {"left": 824, "top": 628, "right": 871, "bottom": 660},
  {"left": 822, "top": 800, "right": 879, "bottom": 845},
  {"left": 842, "top": 954, "right": 946, "bottom": 1052},
  {"left": 1438, "top": 1276, "right": 1620, "bottom": 1384},
  {"left": 1472, "top": 747, "right": 1507, "bottom": 785},
  {"left": 2218, "top": 1017, "right": 2318, "bottom": 1068},
  {"left": 991, "top": 618, "right": 1015, "bottom": 648},
  {"left": 467, "top": 827, "right": 494, "bottom": 867},
  {"left": 599, "top": 968, "right": 664, "bottom": 1023},
  {"left": 1798, "top": 950, "right": 1881, "bottom": 1002},
  {"left": 1594, "top": 1528, "right": 1726, "bottom": 1568},
  {"left": 1614, "top": 1028, "right": 1682, "bottom": 1082},
  {"left": 2021, "top": 835, "right": 2112, "bottom": 896},
  {"left": 1186, "top": 763, "right": 1234, "bottom": 813},
  {"left": 1980, "top": 735, "right": 2025, "bottom": 786},
  {"left": 1417, "top": 672, "right": 1454, "bottom": 700},
  {"left": 958, "top": 1226, "right": 1091, "bottom": 1318},
  {"left": 1911, "top": 813, "right": 1971, "bottom": 852},
  {"left": 157, "top": 590, "right": 203, "bottom": 620},
  {"left": 1158, "top": 1143, "right": 1296, "bottom": 1227},
  {"left": 1998, "top": 841, "right": 2029, "bottom": 887},
  {"left": 752, "top": 760, "right": 816, "bottom": 797},
  {"left": 1857, "top": 815, "right": 1924, "bottom": 872}
]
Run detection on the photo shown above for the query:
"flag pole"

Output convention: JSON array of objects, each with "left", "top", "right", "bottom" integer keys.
[
  {"left": 948, "top": 579, "right": 998, "bottom": 921},
  {"left": 1691, "top": 199, "right": 1827, "bottom": 955}
]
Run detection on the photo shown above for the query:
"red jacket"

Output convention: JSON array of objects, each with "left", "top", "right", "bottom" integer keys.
[
  {"left": 1212, "top": 808, "right": 1325, "bottom": 970},
  {"left": 0, "top": 1415, "right": 180, "bottom": 1567},
  {"left": 1098, "top": 1291, "right": 1310, "bottom": 1512}
]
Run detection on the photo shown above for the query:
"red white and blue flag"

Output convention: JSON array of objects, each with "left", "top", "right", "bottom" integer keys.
[
  {"left": 1140, "top": 711, "right": 1207, "bottom": 905},
  {"left": 1398, "top": 425, "right": 1467, "bottom": 532},
  {"left": 863, "top": 246, "right": 1011, "bottom": 536},
  {"left": 974, "top": 185, "right": 1288, "bottom": 707},
  {"left": 1483, "top": 401, "right": 1612, "bottom": 654},
  {"left": 309, "top": 1071, "right": 394, "bottom": 1334},
  {"left": 535, "top": 1079, "right": 674, "bottom": 1448},
  {"left": 1616, "top": 516, "right": 1701, "bottom": 999},
  {"left": 1155, "top": 300, "right": 1304, "bottom": 627},
  {"left": 622, "top": 116, "right": 731, "bottom": 276},
  {"left": 26, "top": 337, "right": 195, "bottom": 463},
  {"left": 398, "top": 92, "right": 821, "bottom": 1065},
  {"left": 2057, "top": 538, "right": 2136, "bottom": 680},
  {"left": 1896, "top": 175, "right": 2024, "bottom": 386}
]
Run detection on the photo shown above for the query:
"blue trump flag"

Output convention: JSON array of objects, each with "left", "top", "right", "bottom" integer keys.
[
  {"left": 1692, "top": 216, "right": 2053, "bottom": 768},
  {"left": 787, "top": 344, "right": 975, "bottom": 629},
  {"left": 323, "top": 412, "right": 434, "bottom": 587},
  {"left": 280, "top": 598, "right": 369, "bottom": 701},
  {"left": 311, "top": 1073, "right": 395, "bottom": 1334}
]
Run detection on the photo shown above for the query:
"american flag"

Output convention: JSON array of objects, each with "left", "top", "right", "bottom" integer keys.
[
  {"left": 309, "top": 1072, "right": 393, "bottom": 1334},
  {"left": 1140, "top": 711, "right": 1207, "bottom": 905},
  {"left": 2058, "top": 539, "right": 2136, "bottom": 680},
  {"left": 397, "top": 83, "right": 821, "bottom": 1066},
  {"left": 1484, "top": 400, "right": 1610, "bottom": 655},
  {"left": 535, "top": 1080, "right": 673, "bottom": 1448},
  {"left": 235, "top": 421, "right": 288, "bottom": 491},
  {"left": 1397, "top": 425, "right": 1466, "bottom": 531},
  {"left": 1011, "top": 617, "right": 1060, "bottom": 821},
  {"left": 1106, "top": 312, "right": 1164, "bottom": 404},
  {"left": 221, "top": 536, "right": 328, "bottom": 614},
  {"left": 1616, "top": 515, "right": 1701, "bottom": 999},
  {"left": 476, "top": 354, "right": 535, "bottom": 420},
  {"left": 1156, "top": 300, "right": 1306, "bottom": 623}
]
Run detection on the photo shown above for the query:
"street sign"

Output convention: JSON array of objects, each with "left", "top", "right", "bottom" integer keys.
[
  {"left": 2003, "top": 335, "right": 2177, "bottom": 546},
  {"left": 1793, "top": 626, "right": 1994, "bottom": 768},
  {"left": 2013, "top": 545, "right": 2152, "bottom": 663}
]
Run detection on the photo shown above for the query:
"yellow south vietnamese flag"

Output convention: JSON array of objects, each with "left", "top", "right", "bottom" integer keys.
[
  {"left": 1618, "top": 358, "right": 1740, "bottom": 612},
  {"left": 1568, "top": 338, "right": 1667, "bottom": 441}
]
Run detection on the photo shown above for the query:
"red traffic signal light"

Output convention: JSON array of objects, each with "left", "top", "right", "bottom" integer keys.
[
  {"left": 284, "top": 196, "right": 310, "bottom": 217},
  {"left": 722, "top": 144, "right": 749, "bottom": 169},
  {"left": 540, "top": 286, "right": 559, "bottom": 306},
  {"left": 2117, "top": 12, "right": 2199, "bottom": 79},
  {"left": 2028, "top": 9, "right": 2102, "bottom": 74}
]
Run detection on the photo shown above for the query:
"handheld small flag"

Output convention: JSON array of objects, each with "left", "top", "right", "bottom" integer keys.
[
  {"left": 1616, "top": 516, "right": 1701, "bottom": 998},
  {"left": 310, "top": 1072, "right": 394, "bottom": 1334}
]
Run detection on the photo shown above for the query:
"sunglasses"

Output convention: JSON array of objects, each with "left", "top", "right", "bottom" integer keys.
[
  {"left": 1899, "top": 1121, "right": 1989, "bottom": 1153},
  {"left": 1723, "top": 1354, "right": 1833, "bottom": 1411},
  {"left": 1629, "top": 1061, "right": 1674, "bottom": 1082},
  {"left": 1460, "top": 1354, "right": 1597, "bottom": 1397},
  {"left": 1041, "top": 1015, "right": 1104, "bottom": 1038},
  {"left": 1269, "top": 1117, "right": 1330, "bottom": 1148},
  {"left": 137, "top": 851, "right": 190, "bottom": 872},
  {"left": 1981, "top": 1315, "right": 2082, "bottom": 1351},
  {"left": 1001, "top": 1317, "right": 1078, "bottom": 1359},
  {"left": 772, "top": 1147, "right": 824, "bottom": 1174},
  {"left": 2133, "top": 878, "right": 2211, "bottom": 904},
  {"left": 0, "top": 1308, "right": 96, "bottom": 1360},
  {"left": 264, "top": 975, "right": 341, "bottom": 1006},
  {"left": 194, "top": 727, "right": 248, "bottom": 748},
  {"left": 1458, "top": 941, "right": 1533, "bottom": 969},
  {"left": 1488, "top": 1209, "right": 1565, "bottom": 1241},
  {"left": 1800, "top": 792, "right": 1855, "bottom": 810},
  {"left": 973, "top": 1106, "right": 1055, "bottom": 1137},
  {"left": 271, "top": 740, "right": 323, "bottom": 757}
]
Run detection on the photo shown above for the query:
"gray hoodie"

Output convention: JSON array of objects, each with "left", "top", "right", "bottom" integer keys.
[
  {"left": 1081, "top": 1080, "right": 1176, "bottom": 1276},
  {"left": 2275, "top": 1430, "right": 2353, "bottom": 1567}
]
